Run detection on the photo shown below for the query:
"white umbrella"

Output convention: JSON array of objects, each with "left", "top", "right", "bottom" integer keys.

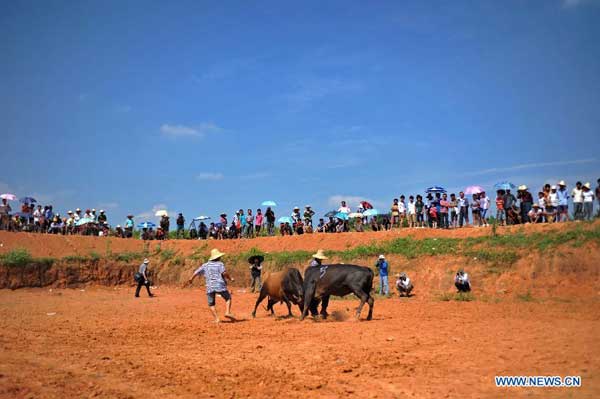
[
  {"left": 0, "top": 193, "right": 17, "bottom": 201},
  {"left": 194, "top": 215, "right": 211, "bottom": 221},
  {"left": 154, "top": 210, "right": 168, "bottom": 217},
  {"left": 348, "top": 212, "right": 363, "bottom": 218}
]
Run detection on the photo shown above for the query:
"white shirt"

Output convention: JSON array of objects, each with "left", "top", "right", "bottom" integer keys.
[
  {"left": 398, "top": 201, "right": 406, "bottom": 213},
  {"left": 480, "top": 196, "right": 490, "bottom": 210},
  {"left": 398, "top": 277, "right": 411, "bottom": 289},
  {"left": 583, "top": 191, "right": 594, "bottom": 203},
  {"left": 33, "top": 209, "right": 42, "bottom": 222},
  {"left": 549, "top": 192, "right": 559, "bottom": 207},
  {"left": 571, "top": 188, "right": 583, "bottom": 203},
  {"left": 538, "top": 197, "right": 546, "bottom": 210},
  {"left": 407, "top": 202, "right": 416, "bottom": 214},
  {"left": 455, "top": 273, "right": 470, "bottom": 285},
  {"left": 338, "top": 206, "right": 351, "bottom": 214}
]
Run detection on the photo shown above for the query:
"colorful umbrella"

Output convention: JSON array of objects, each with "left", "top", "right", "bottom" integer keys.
[
  {"left": 277, "top": 216, "right": 293, "bottom": 224},
  {"left": 464, "top": 185, "right": 485, "bottom": 195},
  {"left": 324, "top": 210, "right": 338, "bottom": 218},
  {"left": 494, "top": 181, "right": 516, "bottom": 190},
  {"left": 19, "top": 197, "right": 37, "bottom": 203},
  {"left": 335, "top": 212, "right": 349, "bottom": 220},
  {"left": 360, "top": 201, "right": 373, "bottom": 210},
  {"left": 137, "top": 221, "right": 156, "bottom": 229},
  {"left": 363, "top": 209, "right": 380, "bottom": 217},
  {"left": 154, "top": 210, "right": 168, "bottom": 217},
  {"left": 75, "top": 217, "right": 94, "bottom": 226},
  {"left": 0, "top": 194, "right": 17, "bottom": 201},
  {"left": 426, "top": 186, "right": 446, "bottom": 193},
  {"left": 261, "top": 200, "right": 277, "bottom": 207}
]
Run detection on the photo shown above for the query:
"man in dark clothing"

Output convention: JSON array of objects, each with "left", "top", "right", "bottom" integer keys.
[
  {"left": 248, "top": 255, "right": 264, "bottom": 293},
  {"left": 135, "top": 259, "right": 154, "bottom": 297},
  {"left": 160, "top": 215, "right": 170, "bottom": 238},
  {"left": 503, "top": 190, "right": 517, "bottom": 225},
  {"left": 458, "top": 192, "right": 469, "bottom": 227},
  {"left": 176, "top": 213, "right": 185, "bottom": 238},
  {"left": 265, "top": 207, "right": 275, "bottom": 236},
  {"left": 517, "top": 186, "right": 533, "bottom": 223}
]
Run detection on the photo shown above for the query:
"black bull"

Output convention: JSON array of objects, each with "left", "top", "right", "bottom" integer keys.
[{"left": 301, "top": 264, "right": 374, "bottom": 321}]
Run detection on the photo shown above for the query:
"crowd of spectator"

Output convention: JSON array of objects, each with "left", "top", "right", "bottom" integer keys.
[{"left": 0, "top": 178, "right": 598, "bottom": 240}]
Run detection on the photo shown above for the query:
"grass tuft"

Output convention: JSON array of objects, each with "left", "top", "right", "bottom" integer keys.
[{"left": 0, "top": 248, "right": 33, "bottom": 267}]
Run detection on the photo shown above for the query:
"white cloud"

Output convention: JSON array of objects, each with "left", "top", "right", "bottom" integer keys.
[
  {"left": 136, "top": 204, "right": 168, "bottom": 221},
  {"left": 97, "top": 202, "right": 119, "bottom": 210},
  {"left": 160, "top": 122, "right": 224, "bottom": 138},
  {"left": 196, "top": 172, "right": 224, "bottom": 181},
  {"left": 464, "top": 158, "right": 597, "bottom": 177}
]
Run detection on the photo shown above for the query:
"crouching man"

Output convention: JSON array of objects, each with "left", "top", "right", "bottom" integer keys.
[
  {"left": 396, "top": 272, "right": 413, "bottom": 297},
  {"left": 454, "top": 269, "right": 471, "bottom": 292},
  {"left": 188, "top": 248, "right": 235, "bottom": 323}
]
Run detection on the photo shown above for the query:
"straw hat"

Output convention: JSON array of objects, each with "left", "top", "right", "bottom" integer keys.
[
  {"left": 518, "top": 185, "right": 528, "bottom": 191},
  {"left": 378, "top": 254, "right": 385, "bottom": 260},
  {"left": 143, "top": 258, "right": 149, "bottom": 264},
  {"left": 312, "top": 249, "right": 328, "bottom": 260},
  {"left": 558, "top": 180, "right": 566, "bottom": 186},
  {"left": 533, "top": 203, "right": 539, "bottom": 208},
  {"left": 584, "top": 182, "right": 591, "bottom": 189},
  {"left": 209, "top": 248, "right": 226, "bottom": 261},
  {"left": 551, "top": 185, "right": 557, "bottom": 190}
]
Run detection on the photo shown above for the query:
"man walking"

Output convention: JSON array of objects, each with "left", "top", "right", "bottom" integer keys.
[
  {"left": 134, "top": 258, "right": 154, "bottom": 297},
  {"left": 188, "top": 248, "right": 235, "bottom": 323},
  {"left": 375, "top": 255, "right": 389, "bottom": 296}
]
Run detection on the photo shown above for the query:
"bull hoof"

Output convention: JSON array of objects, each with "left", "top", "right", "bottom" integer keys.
[{"left": 251, "top": 312, "right": 256, "bottom": 318}]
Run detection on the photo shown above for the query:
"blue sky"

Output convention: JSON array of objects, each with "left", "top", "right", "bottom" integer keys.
[{"left": 1, "top": 0, "right": 599, "bottom": 224}]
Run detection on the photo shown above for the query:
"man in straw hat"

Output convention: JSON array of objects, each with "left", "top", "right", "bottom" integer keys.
[
  {"left": 375, "top": 255, "right": 390, "bottom": 296},
  {"left": 188, "top": 249, "right": 235, "bottom": 323},
  {"left": 517, "top": 185, "right": 533, "bottom": 223},
  {"left": 557, "top": 180, "right": 569, "bottom": 222},
  {"left": 310, "top": 249, "right": 328, "bottom": 278},
  {"left": 134, "top": 258, "right": 154, "bottom": 298},
  {"left": 582, "top": 182, "right": 595, "bottom": 221}
]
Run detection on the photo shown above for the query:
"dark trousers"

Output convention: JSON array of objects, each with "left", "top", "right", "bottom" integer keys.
[
  {"left": 459, "top": 207, "right": 469, "bottom": 227},
  {"left": 135, "top": 280, "right": 152, "bottom": 297},
  {"left": 521, "top": 203, "right": 532, "bottom": 223},
  {"left": 455, "top": 282, "right": 471, "bottom": 292},
  {"left": 440, "top": 212, "right": 449, "bottom": 229}
]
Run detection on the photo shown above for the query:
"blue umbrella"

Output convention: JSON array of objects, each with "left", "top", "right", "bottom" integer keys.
[
  {"left": 324, "top": 210, "right": 337, "bottom": 218},
  {"left": 335, "top": 212, "right": 349, "bottom": 220},
  {"left": 277, "top": 216, "right": 293, "bottom": 224},
  {"left": 76, "top": 217, "right": 94, "bottom": 226},
  {"left": 20, "top": 197, "right": 37, "bottom": 203},
  {"left": 137, "top": 221, "right": 156, "bottom": 229},
  {"left": 426, "top": 186, "right": 446, "bottom": 193},
  {"left": 261, "top": 200, "right": 277, "bottom": 207},
  {"left": 363, "top": 209, "right": 380, "bottom": 217},
  {"left": 494, "top": 181, "right": 516, "bottom": 190}
]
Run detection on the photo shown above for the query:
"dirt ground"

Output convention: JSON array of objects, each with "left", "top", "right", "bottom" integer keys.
[{"left": 0, "top": 287, "right": 597, "bottom": 399}]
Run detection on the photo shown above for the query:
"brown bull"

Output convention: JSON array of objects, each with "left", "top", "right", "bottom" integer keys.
[{"left": 251, "top": 268, "right": 304, "bottom": 318}]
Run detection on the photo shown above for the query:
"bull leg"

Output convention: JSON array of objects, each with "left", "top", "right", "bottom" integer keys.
[
  {"left": 310, "top": 298, "right": 320, "bottom": 317},
  {"left": 366, "top": 294, "right": 374, "bottom": 321},
  {"left": 252, "top": 289, "right": 268, "bottom": 318},
  {"left": 320, "top": 295, "right": 330, "bottom": 320},
  {"left": 301, "top": 283, "right": 316, "bottom": 321},
  {"left": 355, "top": 292, "right": 368, "bottom": 320},
  {"left": 267, "top": 298, "right": 276, "bottom": 316},
  {"left": 283, "top": 296, "right": 293, "bottom": 317}
]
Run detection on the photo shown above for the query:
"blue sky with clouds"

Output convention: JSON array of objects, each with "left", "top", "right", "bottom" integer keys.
[{"left": 1, "top": 0, "right": 599, "bottom": 223}]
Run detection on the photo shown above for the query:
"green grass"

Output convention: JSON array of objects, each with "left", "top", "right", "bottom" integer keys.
[
  {"left": 111, "top": 251, "right": 146, "bottom": 263},
  {"left": 0, "top": 248, "right": 33, "bottom": 267},
  {"left": 516, "top": 291, "right": 537, "bottom": 302},
  {"left": 159, "top": 249, "right": 176, "bottom": 262},
  {"left": 63, "top": 255, "right": 90, "bottom": 263},
  {"left": 172, "top": 256, "right": 185, "bottom": 266},
  {"left": 0, "top": 248, "right": 55, "bottom": 267}
]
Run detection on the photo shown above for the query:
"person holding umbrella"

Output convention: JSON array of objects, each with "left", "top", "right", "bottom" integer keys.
[
  {"left": 248, "top": 254, "right": 264, "bottom": 293},
  {"left": 265, "top": 207, "right": 275, "bottom": 236},
  {"left": 124, "top": 215, "right": 134, "bottom": 238}
]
